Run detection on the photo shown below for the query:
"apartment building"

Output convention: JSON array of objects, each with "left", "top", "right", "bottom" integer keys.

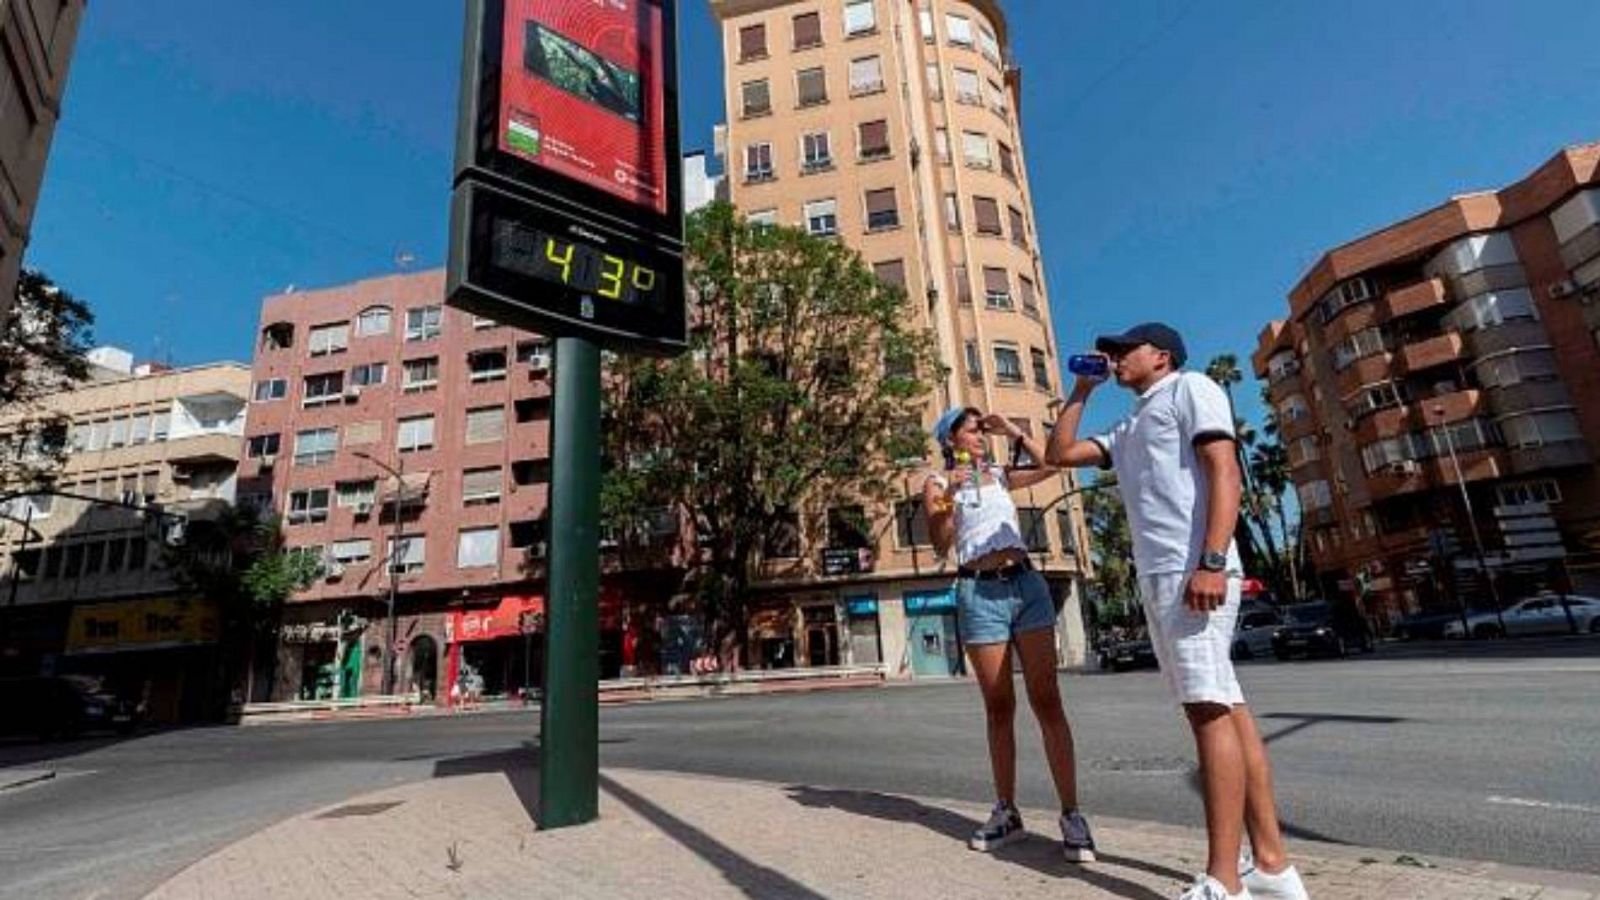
[
  {"left": 1, "top": 0, "right": 86, "bottom": 316},
  {"left": 1252, "top": 141, "right": 1600, "bottom": 625},
  {"left": 709, "top": 0, "right": 1092, "bottom": 674},
  {"left": 0, "top": 350, "right": 249, "bottom": 722}
]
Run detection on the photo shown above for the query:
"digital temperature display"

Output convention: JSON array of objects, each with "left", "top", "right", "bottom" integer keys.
[{"left": 490, "top": 219, "right": 660, "bottom": 309}]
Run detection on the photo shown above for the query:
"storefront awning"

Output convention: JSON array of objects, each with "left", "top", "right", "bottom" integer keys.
[{"left": 65, "top": 597, "right": 220, "bottom": 655}]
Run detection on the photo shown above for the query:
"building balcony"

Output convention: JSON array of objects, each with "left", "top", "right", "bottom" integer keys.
[
  {"left": 1354, "top": 405, "right": 1410, "bottom": 445},
  {"left": 1508, "top": 440, "right": 1592, "bottom": 476},
  {"left": 1278, "top": 413, "right": 1319, "bottom": 442},
  {"left": 1461, "top": 319, "right": 1553, "bottom": 359},
  {"left": 1322, "top": 301, "right": 1383, "bottom": 345},
  {"left": 1365, "top": 462, "right": 1428, "bottom": 501},
  {"left": 1379, "top": 278, "right": 1448, "bottom": 321},
  {"left": 1418, "top": 389, "right": 1483, "bottom": 426},
  {"left": 1397, "top": 332, "right": 1463, "bottom": 375},
  {"left": 1334, "top": 353, "right": 1396, "bottom": 398},
  {"left": 1379, "top": 524, "right": 1433, "bottom": 554},
  {"left": 165, "top": 432, "right": 244, "bottom": 465},
  {"left": 1266, "top": 367, "right": 1304, "bottom": 404},
  {"left": 1486, "top": 381, "right": 1574, "bottom": 418},
  {"left": 1430, "top": 448, "right": 1506, "bottom": 486}
]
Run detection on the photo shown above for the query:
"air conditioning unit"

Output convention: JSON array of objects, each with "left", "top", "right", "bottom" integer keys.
[
  {"left": 527, "top": 352, "right": 552, "bottom": 374},
  {"left": 343, "top": 386, "right": 362, "bottom": 401},
  {"left": 325, "top": 562, "right": 346, "bottom": 581},
  {"left": 1548, "top": 279, "right": 1577, "bottom": 299},
  {"left": 258, "top": 454, "right": 276, "bottom": 471},
  {"left": 353, "top": 501, "right": 374, "bottom": 517},
  {"left": 1389, "top": 460, "right": 1420, "bottom": 476},
  {"left": 529, "top": 541, "right": 548, "bottom": 559}
]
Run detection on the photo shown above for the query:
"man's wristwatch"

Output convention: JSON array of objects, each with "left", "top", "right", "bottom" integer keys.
[{"left": 1198, "top": 550, "right": 1228, "bottom": 573}]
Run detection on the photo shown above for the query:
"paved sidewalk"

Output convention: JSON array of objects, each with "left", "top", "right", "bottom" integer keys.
[{"left": 144, "top": 762, "right": 1600, "bottom": 900}]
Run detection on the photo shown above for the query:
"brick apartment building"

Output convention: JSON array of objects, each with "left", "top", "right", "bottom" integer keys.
[
  {"left": 1252, "top": 141, "right": 1600, "bottom": 625},
  {"left": 710, "top": 0, "right": 1093, "bottom": 674}
]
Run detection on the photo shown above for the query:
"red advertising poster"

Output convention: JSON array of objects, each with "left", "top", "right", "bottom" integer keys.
[{"left": 500, "top": 0, "right": 668, "bottom": 215}]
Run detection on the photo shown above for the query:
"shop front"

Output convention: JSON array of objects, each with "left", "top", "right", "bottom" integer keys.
[
  {"left": 445, "top": 593, "right": 544, "bottom": 701},
  {"left": 276, "top": 613, "right": 368, "bottom": 702},
  {"left": 61, "top": 596, "right": 222, "bottom": 723}
]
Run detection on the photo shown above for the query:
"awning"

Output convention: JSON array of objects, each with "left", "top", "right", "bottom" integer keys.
[
  {"left": 65, "top": 597, "right": 220, "bottom": 654},
  {"left": 380, "top": 471, "right": 432, "bottom": 506}
]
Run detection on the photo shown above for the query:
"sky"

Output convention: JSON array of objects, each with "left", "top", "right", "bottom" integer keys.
[{"left": 25, "top": 0, "right": 1600, "bottom": 438}]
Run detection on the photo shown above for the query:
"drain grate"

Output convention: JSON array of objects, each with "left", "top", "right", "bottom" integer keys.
[
  {"left": 1088, "top": 756, "right": 1195, "bottom": 776},
  {"left": 315, "top": 800, "right": 406, "bottom": 820}
]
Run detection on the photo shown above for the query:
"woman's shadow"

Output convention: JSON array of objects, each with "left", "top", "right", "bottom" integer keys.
[{"left": 784, "top": 785, "right": 1185, "bottom": 900}]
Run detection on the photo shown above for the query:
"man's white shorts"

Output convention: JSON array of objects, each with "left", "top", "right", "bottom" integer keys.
[{"left": 1138, "top": 572, "right": 1245, "bottom": 707}]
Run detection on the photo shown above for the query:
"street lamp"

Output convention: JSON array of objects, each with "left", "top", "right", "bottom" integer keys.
[
  {"left": 352, "top": 450, "right": 407, "bottom": 695},
  {"left": 1429, "top": 406, "right": 1506, "bottom": 636}
]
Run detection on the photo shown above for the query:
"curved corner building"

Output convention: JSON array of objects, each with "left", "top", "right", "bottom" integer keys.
[{"left": 709, "top": 0, "right": 1093, "bottom": 674}]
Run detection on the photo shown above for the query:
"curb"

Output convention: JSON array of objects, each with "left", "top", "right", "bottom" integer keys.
[{"left": 0, "top": 768, "right": 56, "bottom": 792}]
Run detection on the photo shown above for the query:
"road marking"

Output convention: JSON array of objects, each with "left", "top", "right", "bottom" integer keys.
[{"left": 1487, "top": 795, "right": 1600, "bottom": 815}]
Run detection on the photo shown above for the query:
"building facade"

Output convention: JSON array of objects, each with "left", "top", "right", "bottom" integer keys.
[
  {"left": 1, "top": 0, "right": 87, "bottom": 317},
  {"left": 0, "top": 354, "right": 249, "bottom": 722},
  {"left": 1252, "top": 141, "right": 1600, "bottom": 626},
  {"left": 709, "top": 0, "right": 1093, "bottom": 673}
]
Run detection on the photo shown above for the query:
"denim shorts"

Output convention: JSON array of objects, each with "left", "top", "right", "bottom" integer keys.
[{"left": 956, "top": 569, "right": 1056, "bottom": 645}]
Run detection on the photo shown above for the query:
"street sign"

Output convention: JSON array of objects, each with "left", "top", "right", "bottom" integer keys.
[{"left": 447, "top": 0, "right": 686, "bottom": 353}]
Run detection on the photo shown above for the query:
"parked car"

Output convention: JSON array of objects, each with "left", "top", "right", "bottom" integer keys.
[
  {"left": 1391, "top": 610, "right": 1470, "bottom": 641},
  {"left": 1441, "top": 594, "right": 1600, "bottom": 639},
  {"left": 1271, "top": 602, "right": 1374, "bottom": 660},
  {"left": 1098, "top": 637, "right": 1158, "bottom": 672},
  {"left": 0, "top": 675, "right": 139, "bottom": 740},
  {"left": 1231, "top": 607, "right": 1284, "bottom": 660}
]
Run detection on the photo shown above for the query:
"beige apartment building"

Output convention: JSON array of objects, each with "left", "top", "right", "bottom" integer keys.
[
  {"left": 0, "top": 351, "right": 250, "bottom": 721},
  {"left": 709, "top": 0, "right": 1092, "bottom": 674},
  {"left": 1, "top": 0, "right": 87, "bottom": 315}
]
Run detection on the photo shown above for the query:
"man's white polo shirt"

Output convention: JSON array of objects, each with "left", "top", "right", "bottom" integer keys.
[{"left": 1090, "top": 371, "right": 1242, "bottom": 575}]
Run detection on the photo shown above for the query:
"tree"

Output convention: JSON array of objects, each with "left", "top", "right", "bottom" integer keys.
[
  {"left": 600, "top": 202, "right": 943, "bottom": 666},
  {"left": 1081, "top": 473, "right": 1136, "bottom": 622},
  {"left": 1204, "top": 354, "right": 1268, "bottom": 580},
  {"left": 0, "top": 270, "right": 95, "bottom": 487}
]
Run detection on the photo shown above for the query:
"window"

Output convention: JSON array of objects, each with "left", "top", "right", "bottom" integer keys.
[
  {"left": 796, "top": 67, "right": 827, "bottom": 106},
  {"left": 864, "top": 188, "right": 899, "bottom": 231},
  {"left": 973, "top": 197, "right": 1002, "bottom": 235},
  {"left": 895, "top": 499, "right": 930, "bottom": 547},
  {"left": 155, "top": 412, "right": 174, "bottom": 442},
  {"left": 827, "top": 506, "right": 871, "bottom": 550},
  {"left": 517, "top": 339, "right": 551, "bottom": 367},
  {"left": 744, "top": 142, "right": 774, "bottom": 182},
  {"left": 457, "top": 527, "right": 500, "bottom": 569},
  {"left": 1474, "top": 348, "right": 1560, "bottom": 389},
  {"left": 294, "top": 428, "right": 338, "bottom": 466},
  {"left": 1288, "top": 435, "right": 1321, "bottom": 467},
  {"left": 1018, "top": 508, "right": 1050, "bottom": 552},
  {"left": 934, "top": 128, "right": 951, "bottom": 163},
  {"left": 308, "top": 322, "right": 349, "bottom": 357},
  {"left": 330, "top": 539, "right": 373, "bottom": 565},
  {"left": 801, "top": 132, "right": 832, "bottom": 171},
  {"left": 349, "top": 362, "right": 386, "bottom": 386},
  {"left": 953, "top": 263, "right": 972, "bottom": 305},
  {"left": 84, "top": 541, "right": 104, "bottom": 576},
  {"left": 509, "top": 519, "right": 548, "bottom": 552},
  {"left": 844, "top": 0, "right": 875, "bottom": 35},
  {"left": 993, "top": 344, "right": 1024, "bottom": 384},
  {"left": 247, "top": 433, "right": 281, "bottom": 459},
  {"left": 983, "top": 266, "right": 1012, "bottom": 309},
  {"left": 849, "top": 56, "right": 883, "bottom": 95},
  {"left": 132, "top": 415, "right": 154, "bottom": 445},
  {"left": 405, "top": 305, "right": 442, "bottom": 341},
  {"left": 468, "top": 348, "right": 508, "bottom": 382},
  {"left": 924, "top": 63, "right": 941, "bottom": 100},
  {"left": 403, "top": 356, "right": 440, "bottom": 392},
  {"left": 741, "top": 79, "right": 771, "bottom": 117},
  {"left": 1443, "top": 288, "right": 1539, "bottom": 334},
  {"left": 944, "top": 193, "right": 962, "bottom": 231},
  {"left": 792, "top": 11, "right": 822, "bottom": 49},
  {"left": 1019, "top": 276, "right": 1038, "bottom": 313},
  {"left": 998, "top": 142, "right": 1017, "bottom": 179},
  {"left": 1057, "top": 508, "right": 1080, "bottom": 557},
  {"left": 961, "top": 131, "right": 991, "bottom": 168},
  {"left": 462, "top": 466, "right": 503, "bottom": 504},
  {"left": 979, "top": 26, "right": 1001, "bottom": 62},
  {"left": 513, "top": 458, "right": 552, "bottom": 485},
  {"left": 1497, "top": 480, "right": 1562, "bottom": 507},
  {"left": 465, "top": 406, "right": 505, "bottom": 444},
  {"left": 945, "top": 13, "right": 974, "bottom": 46},
  {"left": 919, "top": 7, "right": 935, "bottom": 41},
  {"left": 858, "top": 119, "right": 890, "bottom": 160},
  {"left": 805, "top": 199, "right": 838, "bottom": 237},
  {"left": 356, "top": 306, "right": 392, "bottom": 336},
  {"left": 953, "top": 67, "right": 981, "bottom": 104},
  {"left": 987, "top": 79, "right": 1008, "bottom": 115},
  {"left": 765, "top": 508, "right": 802, "bottom": 558},
  {"left": 1278, "top": 394, "right": 1310, "bottom": 422},
  {"left": 1297, "top": 480, "right": 1333, "bottom": 510},
  {"left": 1499, "top": 410, "right": 1583, "bottom": 448},
  {"left": 386, "top": 535, "right": 426, "bottom": 574},
  {"left": 738, "top": 23, "right": 766, "bottom": 61},
  {"left": 303, "top": 371, "right": 344, "bottom": 407},
  {"left": 1031, "top": 348, "right": 1051, "bottom": 391},
  {"left": 288, "top": 488, "right": 332, "bottom": 524},
  {"left": 108, "top": 417, "right": 129, "bottom": 448},
  {"left": 336, "top": 480, "right": 377, "bottom": 508},
  {"left": 1008, "top": 206, "right": 1028, "bottom": 247},
  {"left": 1315, "top": 277, "right": 1377, "bottom": 323},
  {"left": 515, "top": 395, "right": 551, "bottom": 423},
  {"left": 253, "top": 379, "right": 287, "bottom": 402},
  {"left": 1332, "top": 327, "right": 1388, "bottom": 370},
  {"left": 964, "top": 340, "right": 983, "bottom": 383},
  {"left": 260, "top": 322, "right": 294, "bottom": 350},
  {"left": 397, "top": 415, "right": 435, "bottom": 452},
  {"left": 746, "top": 208, "right": 778, "bottom": 227},
  {"left": 873, "top": 260, "right": 906, "bottom": 291}
]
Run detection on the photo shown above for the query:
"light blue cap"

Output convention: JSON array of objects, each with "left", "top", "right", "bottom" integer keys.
[{"left": 932, "top": 406, "right": 966, "bottom": 446}]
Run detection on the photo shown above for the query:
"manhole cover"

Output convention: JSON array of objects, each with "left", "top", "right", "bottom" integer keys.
[
  {"left": 1088, "top": 756, "right": 1194, "bottom": 776},
  {"left": 315, "top": 800, "right": 405, "bottom": 820}
]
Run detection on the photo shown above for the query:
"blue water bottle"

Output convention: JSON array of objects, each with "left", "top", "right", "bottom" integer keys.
[{"left": 1067, "top": 354, "right": 1110, "bottom": 380}]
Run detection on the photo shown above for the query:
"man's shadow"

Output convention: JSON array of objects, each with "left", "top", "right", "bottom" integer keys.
[{"left": 785, "top": 785, "right": 1184, "bottom": 900}]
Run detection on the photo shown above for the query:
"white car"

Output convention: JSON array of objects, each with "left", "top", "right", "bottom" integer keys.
[{"left": 1441, "top": 594, "right": 1600, "bottom": 638}]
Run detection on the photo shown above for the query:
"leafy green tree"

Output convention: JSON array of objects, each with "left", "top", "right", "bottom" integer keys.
[
  {"left": 0, "top": 270, "right": 94, "bottom": 487},
  {"left": 1082, "top": 473, "right": 1136, "bottom": 620},
  {"left": 601, "top": 202, "right": 943, "bottom": 666}
]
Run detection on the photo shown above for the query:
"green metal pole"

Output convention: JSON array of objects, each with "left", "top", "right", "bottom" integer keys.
[{"left": 540, "top": 335, "right": 601, "bottom": 828}]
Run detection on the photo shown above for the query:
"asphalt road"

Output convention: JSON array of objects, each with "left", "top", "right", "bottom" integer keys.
[{"left": 2, "top": 638, "right": 1597, "bottom": 900}]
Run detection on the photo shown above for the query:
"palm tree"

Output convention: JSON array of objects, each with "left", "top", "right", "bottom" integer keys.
[{"left": 1205, "top": 355, "right": 1269, "bottom": 582}]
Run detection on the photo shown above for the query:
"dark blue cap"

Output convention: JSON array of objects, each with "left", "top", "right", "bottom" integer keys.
[{"left": 1095, "top": 322, "right": 1187, "bottom": 368}]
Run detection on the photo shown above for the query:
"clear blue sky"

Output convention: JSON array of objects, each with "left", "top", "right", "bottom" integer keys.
[{"left": 26, "top": 0, "right": 1600, "bottom": 437}]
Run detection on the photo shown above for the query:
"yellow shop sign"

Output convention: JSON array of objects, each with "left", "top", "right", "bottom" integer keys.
[{"left": 65, "top": 597, "right": 221, "bottom": 654}]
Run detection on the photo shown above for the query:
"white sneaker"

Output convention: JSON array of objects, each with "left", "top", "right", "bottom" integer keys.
[
  {"left": 1242, "top": 864, "right": 1309, "bottom": 899},
  {"left": 1178, "top": 874, "right": 1252, "bottom": 900}
]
